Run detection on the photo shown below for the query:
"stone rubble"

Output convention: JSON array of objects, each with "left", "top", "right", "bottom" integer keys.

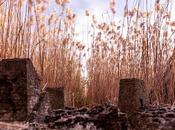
[
  {"left": 0, "top": 104, "right": 175, "bottom": 130},
  {"left": 130, "top": 104, "right": 175, "bottom": 130},
  {"left": 44, "top": 103, "right": 129, "bottom": 130},
  {"left": 24, "top": 104, "right": 175, "bottom": 130}
]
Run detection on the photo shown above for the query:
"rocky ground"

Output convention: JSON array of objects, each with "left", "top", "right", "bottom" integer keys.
[
  {"left": 43, "top": 103, "right": 128, "bottom": 130},
  {"left": 1, "top": 103, "right": 175, "bottom": 130},
  {"left": 130, "top": 104, "right": 175, "bottom": 130}
]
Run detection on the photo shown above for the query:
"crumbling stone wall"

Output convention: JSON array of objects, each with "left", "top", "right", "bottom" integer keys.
[
  {"left": 46, "top": 87, "right": 64, "bottom": 109},
  {"left": 0, "top": 58, "right": 41, "bottom": 121},
  {"left": 118, "top": 78, "right": 149, "bottom": 114}
]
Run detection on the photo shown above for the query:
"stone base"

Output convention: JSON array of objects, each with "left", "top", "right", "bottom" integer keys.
[
  {"left": 0, "top": 58, "right": 41, "bottom": 121},
  {"left": 118, "top": 78, "right": 149, "bottom": 114},
  {"left": 46, "top": 87, "right": 64, "bottom": 109}
]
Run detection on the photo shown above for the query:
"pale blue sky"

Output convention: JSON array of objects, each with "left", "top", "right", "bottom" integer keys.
[
  {"left": 69, "top": 0, "right": 175, "bottom": 20},
  {"left": 49, "top": 0, "right": 175, "bottom": 24},
  {"left": 70, "top": 0, "right": 125, "bottom": 22},
  {"left": 49, "top": 0, "right": 175, "bottom": 19},
  {"left": 70, "top": 0, "right": 125, "bottom": 16}
]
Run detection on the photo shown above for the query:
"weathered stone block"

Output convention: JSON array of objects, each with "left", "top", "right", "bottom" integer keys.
[
  {"left": 0, "top": 58, "right": 41, "bottom": 121},
  {"left": 118, "top": 78, "right": 149, "bottom": 114},
  {"left": 27, "top": 91, "right": 51, "bottom": 123},
  {"left": 46, "top": 87, "right": 64, "bottom": 109}
]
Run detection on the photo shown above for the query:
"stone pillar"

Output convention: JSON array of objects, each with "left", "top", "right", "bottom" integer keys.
[
  {"left": 46, "top": 87, "right": 64, "bottom": 109},
  {"left": 118, "top": 78, "right": 149, "bottom": 114},
  {"left": 0, "top": 58, "right": 42, "bottom": 121}
]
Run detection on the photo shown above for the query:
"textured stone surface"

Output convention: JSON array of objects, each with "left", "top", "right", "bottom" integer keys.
[
  {"left": 27, "top": 91, "right": 51, "bottom": 123},
  {"left": 0, "top": 104, "right": 175, "bottom": 130},
  {"left": 129, "top": 105, "right": 175, "bottom": 130},
  {"left": 44, "top": 103, "right": 129, "bottom": 130},
  {"left": 46, "top": 87, "right": 64, "bottom": 109},
  {"left": 118, "top": 78, "right": 149, "bottom": 114},
  {"left": 0, "top": 58, "right": 41, "bottom": 121},
  {"left": 28, "top": 104, "right": 175, "bottom": 130}
]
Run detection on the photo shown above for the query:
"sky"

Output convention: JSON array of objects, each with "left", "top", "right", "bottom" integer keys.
[
  {"left": 70, "top": 0, "right": 124, "bottom": 39},
  {"left": 70, "top": 0, "right": 125, "bottom": 18},
  {"left": 49, "top": 0, "right": 175, "bottom": 28},
  {"left": 65, "top": 0, "right": 175, "bottom": 42},
  {"left": 69, "top": 0, "right": 175, "bottom": 22}
]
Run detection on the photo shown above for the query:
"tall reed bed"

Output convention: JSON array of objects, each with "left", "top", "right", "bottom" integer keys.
[
  {"left": 86, "top": 0, "right": 175, "bottom": 105},
  {"left": 0, "top": 0, "right": 175, "bottom": 106}
]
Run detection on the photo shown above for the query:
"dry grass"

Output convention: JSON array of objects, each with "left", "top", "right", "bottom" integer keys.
[
  {"left": 0, "top": 0, "right": 175, "bottom": 106},
  {"left": 86, "top": 0, "right": 175, "bottom": 105}
]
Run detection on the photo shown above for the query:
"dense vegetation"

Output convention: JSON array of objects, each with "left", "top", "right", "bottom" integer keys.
[{"left": 0, "top": 0, "right": 175, "bottom": 106}]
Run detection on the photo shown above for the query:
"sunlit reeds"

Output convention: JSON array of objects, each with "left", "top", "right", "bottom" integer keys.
[
  {"left": 86, "top": 0, "right": 175, "bottom": 105},
  {"left": 0, "top": 0, "right": 175, "bottom": 106}
]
